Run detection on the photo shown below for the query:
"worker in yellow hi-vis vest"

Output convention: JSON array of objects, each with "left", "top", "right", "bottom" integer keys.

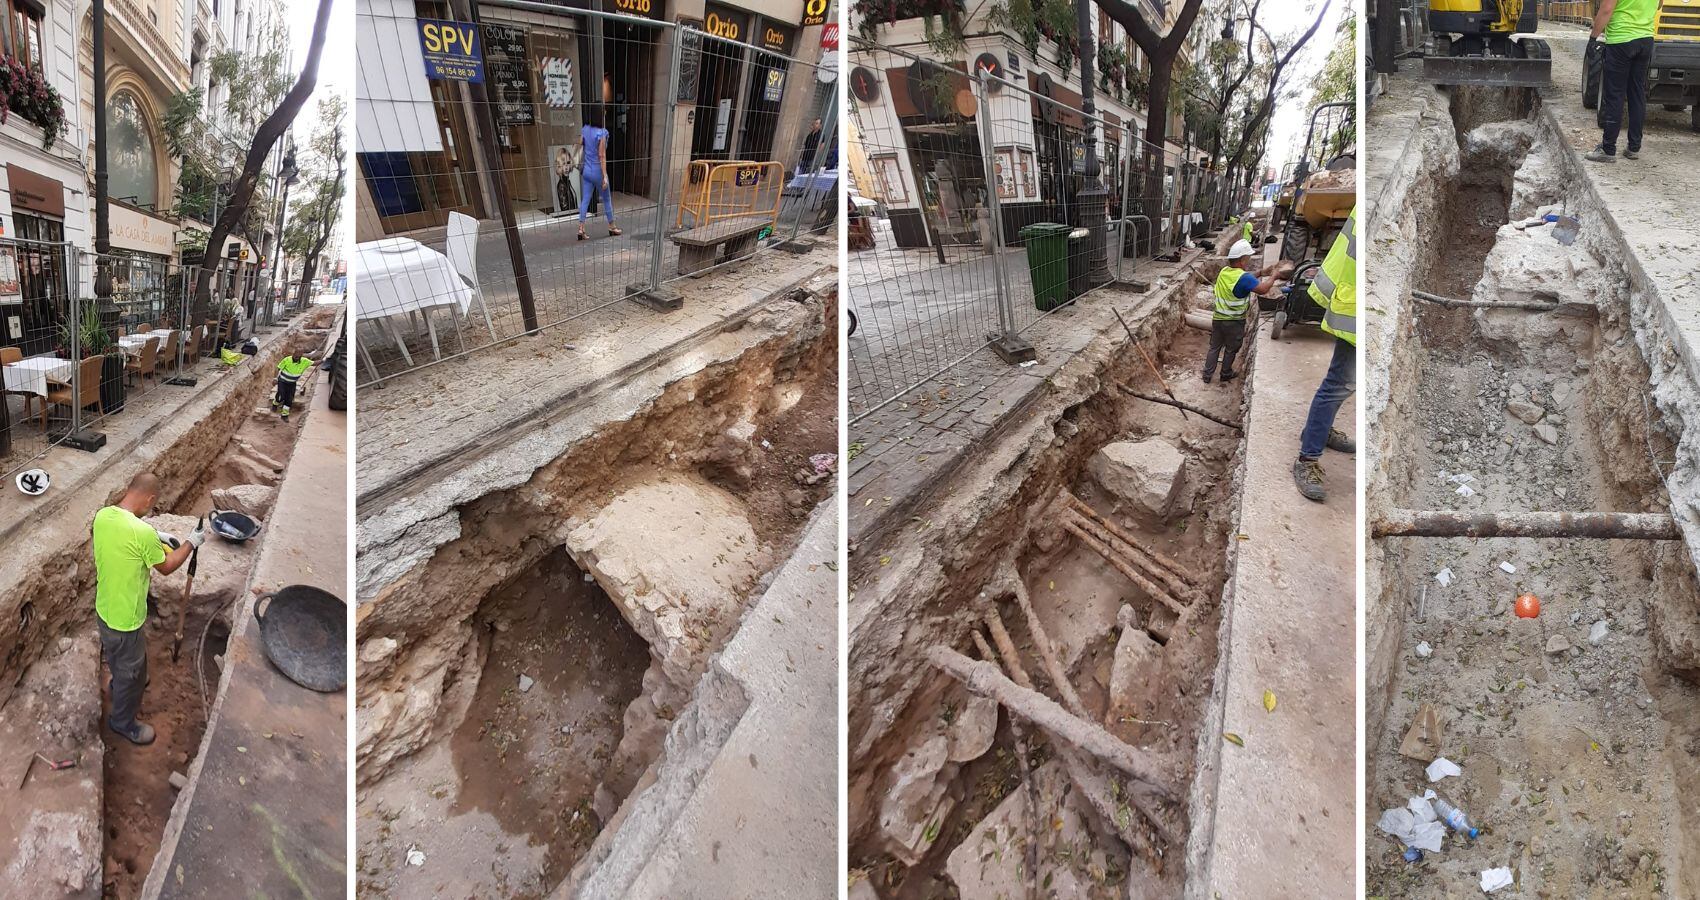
[
  {"left": 1203, "top": 239, "right": 1293, "bottom": 384},
  {"left": 1293, "top": 206, "right": 1357, "bottom": 503},
  {"left": 274, "top": 352, "right": 316, "bottom": 420}
]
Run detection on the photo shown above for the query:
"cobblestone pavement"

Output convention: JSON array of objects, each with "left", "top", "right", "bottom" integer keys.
[
  {"left": 357, "top": 250, "right": 834, "bottom": 497},
  {"left": 361, "top": 188, "right": 834, "bottom": 376},
  {"left": 847, "top": 245, "right": 1207, "bottom": 548}
]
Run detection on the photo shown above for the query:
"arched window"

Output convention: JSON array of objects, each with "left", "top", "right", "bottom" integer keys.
[{"left": 108, "top": 90, "right": 159, "bottom": 209}]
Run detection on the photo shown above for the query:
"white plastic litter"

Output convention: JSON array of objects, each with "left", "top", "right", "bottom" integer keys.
[
  {"left": 1449, "top": 473, "right": 1475, "bottom": 484},
  {"left": 1455, "top": 484, "right": 1476, "bottom": 498},
  {"left": 1435, "top": 568, "right": 1455, "bottom": 587},
  {"left": 1427, "top": 757, "right": 1462, "bottom": 782},
  {"left": 406, "top": 847, "right": 426, "bottom": 867},
  {"left": 1019, "top": 360, "right": 1037, "bottom": 368},
  {"left": 518, "top": 674, "right": 535, "bottom": 693},
  {"left": 1590, "top": 620, "right": 1610, "bottom": 644},
  {"left": 1416, "top": 641, "right": 1433, "bottom": 658},
  {"left": 1480, "top": 867, "right": 1514, "bottom": 892},
  {"left": 1499, "top": 561, "right": 1517, "bottom": 574},
  {"left": 1376, "top": 791, "right": 1446, "bottom": 852}
]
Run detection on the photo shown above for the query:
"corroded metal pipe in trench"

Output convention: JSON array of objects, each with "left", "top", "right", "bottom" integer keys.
[{"left": 1373, "top": 509, "right": 1682, "bottom": 540}]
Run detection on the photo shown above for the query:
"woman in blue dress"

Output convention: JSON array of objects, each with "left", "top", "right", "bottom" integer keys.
[{"left": 577, "top": 106, "right": 621, "bottom": 239}]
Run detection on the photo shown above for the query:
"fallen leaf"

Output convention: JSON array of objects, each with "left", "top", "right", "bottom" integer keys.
[
  {"left": 1263, "top": 690, "right": 1277, "bottom": 713},
  {"left": 1223, "top": 732, "right": 1245, "bottom": 747}
]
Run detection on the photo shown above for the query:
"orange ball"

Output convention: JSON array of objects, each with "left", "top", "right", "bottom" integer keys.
[{"left": 1514, "top": 594, "right": 1541, "bottom": 618}]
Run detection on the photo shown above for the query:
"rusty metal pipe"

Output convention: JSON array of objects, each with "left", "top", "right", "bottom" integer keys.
[{"left": 1372, "top": 509, "right": 1682, "bottom": 540}]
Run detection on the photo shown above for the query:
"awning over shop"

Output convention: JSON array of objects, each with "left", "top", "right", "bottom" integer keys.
[{"left": 355, "top": 0, "right": 446, "bottom": 154}]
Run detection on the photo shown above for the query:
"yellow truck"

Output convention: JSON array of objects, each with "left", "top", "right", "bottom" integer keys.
[{"left": 1583, "top": 0, "right": 1700, "bottom": 131}]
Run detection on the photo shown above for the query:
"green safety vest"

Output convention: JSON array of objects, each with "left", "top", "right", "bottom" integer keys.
[
  {"left": 278, "top": 356, "right": 314, "bottom": 382},
  {"left": 1308, "top": 206, "right": 1357, "bottom": 346},
  {"left": 1213, "top": 266, "right": 1251, "bottom": 321},
  {"left": 1242, "top": 220, "right": 1253, "bottom": 242}
]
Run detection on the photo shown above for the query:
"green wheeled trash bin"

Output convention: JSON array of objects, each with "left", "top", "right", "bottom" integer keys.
[
  {"left": 1019, "top": 223, "right": 1072, "bottom": 312},
  {"left": 1065, "top": 227, "right": 1090, "bottom": 300}
]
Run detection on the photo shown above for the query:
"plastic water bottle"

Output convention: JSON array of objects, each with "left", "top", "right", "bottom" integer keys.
[{"left": 1433, "top": 797, "right": 1480, "bottom": 839}]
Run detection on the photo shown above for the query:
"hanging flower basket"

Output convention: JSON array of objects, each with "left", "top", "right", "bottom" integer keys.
[
  {"left": 853, "top": 0, "right": 967, "bottom": 39},
  {"left": 0, "top": 55, "right": 67, "bottom": 150}
]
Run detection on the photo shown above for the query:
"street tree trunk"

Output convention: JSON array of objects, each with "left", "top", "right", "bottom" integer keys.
[
  {"left": 1100, "top": 0, "right": 1206, "bottom": 236},
  {"left": 191, "top": 0, "right": 332, "bottom": 323}
]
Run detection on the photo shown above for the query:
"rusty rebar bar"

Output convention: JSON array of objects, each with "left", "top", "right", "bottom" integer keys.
[
  {"left": 1118, "top": 385, "right": 1242, "bottom": 429},
  {"left": 1066, "top": 495, "right": 1199, "bottom": 588},
  {"left": 1064, "top": 520, "right": 1190, "bottom": 617}
]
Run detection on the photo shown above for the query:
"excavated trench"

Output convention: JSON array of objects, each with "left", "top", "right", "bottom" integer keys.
[
  {"left": 1368, "top": 87, "right": 1700, "bottom": 897},
  {"left": 102, "top": 328, "right": 329, "bottom": 898},
  {"left": 849, "top": 309, "right": 1249, "bottom": 899},
  {"left": 354, "top": 292, "right": 836, "bottom": 899}
]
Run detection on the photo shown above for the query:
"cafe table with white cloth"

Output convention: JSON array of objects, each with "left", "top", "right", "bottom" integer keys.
[
  {"left": 116, "top": 329, "right": 174, "bottom": 357},
  {"left": 353, "top": 237, "right": 476, "bottom": 371},
  {"left": 3, "top": 355, "right": 75, "bottom": 397}
]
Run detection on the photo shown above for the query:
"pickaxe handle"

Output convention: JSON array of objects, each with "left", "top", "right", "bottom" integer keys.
[
  {"left": 171, "top": 517, "right": 202, "bottom": 663},
  {"left": 1114, "top": 307, "right": 1188, "bottom": 420}
]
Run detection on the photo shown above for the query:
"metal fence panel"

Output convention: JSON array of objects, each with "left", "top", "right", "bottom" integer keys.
[
  {"left": 846, "top": 36, "right": 1247, "bottom": 422},
  {"left": 0, "top": 244, "right": 295, "bottom": 484},
  {"left": 353, "top": 0, "right": 839, "bottom": 384}
]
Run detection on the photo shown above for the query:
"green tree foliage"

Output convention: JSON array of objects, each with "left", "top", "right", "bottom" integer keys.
[{"left": 282, "top": 95, "right": 347, "bottom": 306}]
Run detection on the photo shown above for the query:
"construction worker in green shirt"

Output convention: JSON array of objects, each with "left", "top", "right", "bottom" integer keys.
[
  {"left": 1293, "top": 206, "right": 1357, "bottom": 502},
  {"left": 92, "top": 472, "right": 203, "bottom": 745},
  {"left": 1586, "top": 0, "right": 1658, "bottom": 162},
  {"left": 274, "top": 352, "right": 315, "bottom": 419}
]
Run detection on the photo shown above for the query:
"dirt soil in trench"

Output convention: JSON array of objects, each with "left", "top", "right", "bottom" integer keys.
[
  {"left": 99, "top": 394, "right": 310, "bottom": 898},
  {"left": 450, "top": 551, "right": 650, "bottom": 892},
  {"left": 860, "top": 318, "right": 1247, "bottom": 899},
  {"left": 1367, "top": 318, "right": 1700, "bottom": 898},
  {"left": 355, "top": 550, "right": 649, "bottom": 899}
]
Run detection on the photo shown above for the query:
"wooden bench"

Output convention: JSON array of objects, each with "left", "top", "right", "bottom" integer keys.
[{"left": 669, "top": 215, "right": 772, "bottom": 277}]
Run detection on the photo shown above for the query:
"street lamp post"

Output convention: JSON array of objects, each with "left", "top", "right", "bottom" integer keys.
[
  {"left": 1075, "top": 0, "right": 1110, "bottom": 286},
  {"left": 93, "top": 0, "right": 110, "bottom": 301},
  {"left": 267, "top": 148, "right": 299, "bottom": 325}
]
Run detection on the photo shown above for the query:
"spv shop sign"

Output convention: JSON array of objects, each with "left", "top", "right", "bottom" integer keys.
[{"left": 418, "top": 18, "right": 484, "bottom": 82}]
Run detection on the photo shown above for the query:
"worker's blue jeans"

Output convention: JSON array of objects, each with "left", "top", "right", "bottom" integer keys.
[
  {"left": 579, "top": 170, "right": 615, "bottom": 224},
  {"left": 1299, "top": 335, "right": 1356, "bottom": 459},
  {"left": 99, "top": 620, "right": 147, "bottom": 735}
]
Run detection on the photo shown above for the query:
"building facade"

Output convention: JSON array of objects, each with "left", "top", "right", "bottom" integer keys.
[
  {"left": 848, "top": 1, "right": 1209, "bottom": 249},
  {"left": 0, "top": 0, "right": 91, "bottom": 349},
  {"left": 354, "top": 0, "right": 835, "bottom": 241}
]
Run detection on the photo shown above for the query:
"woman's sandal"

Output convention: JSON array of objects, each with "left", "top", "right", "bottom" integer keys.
[
  {"left": 608, "top": 225, "right": 622, "bottom": 236},
  {"left": 577, "top": 230, "right": 587, "bottom": 241}
]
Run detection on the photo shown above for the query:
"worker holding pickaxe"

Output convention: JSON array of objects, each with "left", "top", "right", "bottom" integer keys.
[{"left": 91, "top": 473, "right": 203, "bottom": 745}]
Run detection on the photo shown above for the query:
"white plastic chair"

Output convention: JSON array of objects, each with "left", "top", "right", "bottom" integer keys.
[{"left": 445, "top": 211, "right": 499, "bottom": 341}]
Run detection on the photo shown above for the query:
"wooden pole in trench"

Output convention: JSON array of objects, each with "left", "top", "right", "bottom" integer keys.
[
  {"left": 1372, "top": 509, "right": 1682, "bottom": 540},
  {"left": 926, "top": 646, "right": 1178, "bottom": 801}
]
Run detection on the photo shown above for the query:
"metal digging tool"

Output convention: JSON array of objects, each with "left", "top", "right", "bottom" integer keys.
[
  {"left": 1114, "top": 307, "right": 1188, "bottom": 420},
  {"left": 171, "top": 517, "right": 202, "bottom": 664}
]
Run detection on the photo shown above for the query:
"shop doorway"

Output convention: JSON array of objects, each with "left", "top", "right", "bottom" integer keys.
[
  {"left": 7, "top": 216, "right": 68, "bottom": 356},
  {"left": 605, "top": 18, "right": 658, "bottom": 196},
  {"left": 690, "top": 24, "right": 747, "bottom": 161}
]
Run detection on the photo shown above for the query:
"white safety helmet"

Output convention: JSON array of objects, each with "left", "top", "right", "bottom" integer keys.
[{"left": 1227, "top": 239, "right": 1255, "bottom": 261}]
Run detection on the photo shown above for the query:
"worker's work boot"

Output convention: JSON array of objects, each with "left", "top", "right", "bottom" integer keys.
[
  {"left": 1326, "top": 428, "right": 1356, "bottom": 453},
  {"left": 110, "top": 720, "right": 156, "bottom": 746},
  {"left": 1624, "top": 148, "right": 1640, "bottom": 160},
  {"left": 1293, "top": 457, "right": 1326, "bottom": 502},
  {"left": 1584, "top": 145, "right": 1617, "bottom": 163},
  {"left": 1201, "top": 370, "right": 1213, "bottom": 384},
  {"left": 1220, "top": 368, "right": 1239, "bottom": 382}
]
